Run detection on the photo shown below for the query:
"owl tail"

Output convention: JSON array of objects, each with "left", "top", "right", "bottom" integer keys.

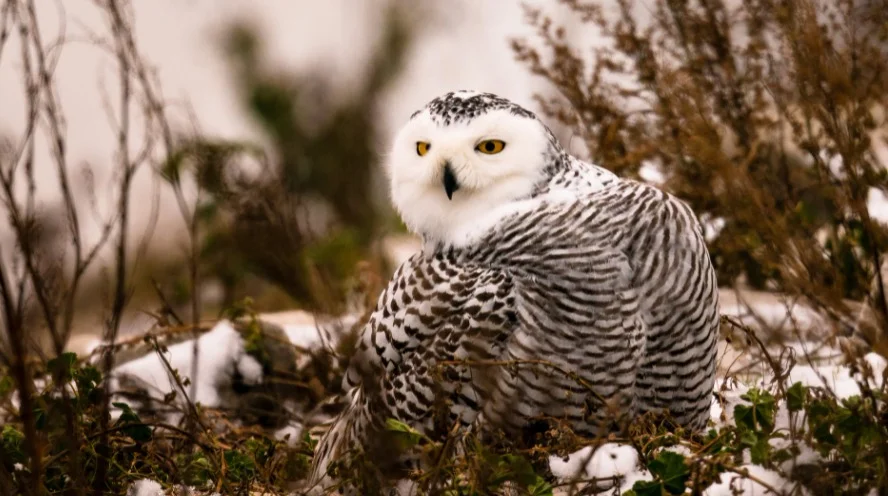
[{"left": 305, "top": 387, "right": 366, "bottom": 494}]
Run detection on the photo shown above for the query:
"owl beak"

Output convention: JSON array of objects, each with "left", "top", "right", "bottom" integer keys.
[{"left": 442, "top": 162, "right": 460, "bottom": 200}]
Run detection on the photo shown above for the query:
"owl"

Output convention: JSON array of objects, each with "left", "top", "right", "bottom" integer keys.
[{"left": 307, "top": 91, "right": 719, "bottom": 493}]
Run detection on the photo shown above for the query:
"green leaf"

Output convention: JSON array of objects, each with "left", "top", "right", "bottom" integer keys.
[
  {"left": 646, "top": 451, "right": 689, "bottom": 495},
  {"left": 500, "top": 454, "right": 552, "bottom": 494},
  {"left": 749, "top": 435, "right": 771, "bottom": 465},
  {"left": 385, "top": 418, "right": 424, "bottom": 450},
  {"left": 701, "top": 428, "right": 730, "bottom": 454},
  {"left": 48, "top": 352, "right": 77, "bottom": 381},
  {"left": 74, "top": 365, "right": 101, "bottom": 400},
  {"left": 735, "top": 388, "right": 776, "bottom": 433},
  {"left": 112, "top": 402, "right": 152, "bottom": 442},
  {"left": 786, "top": 382, "right": 806, "bottom": 412},
  {"left": 225, "top": 448, "right": 258, "bottom": 483},
  {"left": 177, "top": 452, "right": 213, "bottom": 487},
  {"left": 807, "top": 399, "right": 838, "bottom": 447},
  {"left": 628, "top": 479, "right": 666, "bottom": 496},
  {"left": 1, "top": 425, "right": 26, "bottom": 465},
  {"left": 738, "top": 428, "right": 758, "bottom": 447},
  {"left": 528, "top": 477, "right": 554, "bottom": 496}
]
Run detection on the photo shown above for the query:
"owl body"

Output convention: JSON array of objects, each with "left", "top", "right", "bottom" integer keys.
[{"left": 307, "top": 92, "right": 718, "bottom": 492}]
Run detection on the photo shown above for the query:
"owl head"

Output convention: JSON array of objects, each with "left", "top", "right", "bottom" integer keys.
[{"left": 386, "top": 91, "right": 562, "bottom": 245}]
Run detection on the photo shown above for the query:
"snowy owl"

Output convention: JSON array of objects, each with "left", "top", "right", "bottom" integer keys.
[{"left": 307, "top": 91, "right": 719, "bottom": 491}]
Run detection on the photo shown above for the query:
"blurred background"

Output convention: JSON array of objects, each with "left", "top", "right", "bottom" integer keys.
[{"left": 0, "top": 0, "right": 585, "bottom": 351}]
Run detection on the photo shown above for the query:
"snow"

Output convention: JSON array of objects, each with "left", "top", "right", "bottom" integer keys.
[
  {"left": 274, "top": 422, "right": 305, "bottom": 447},
  {"left": 704, "top": 464, "right": 805, "bottom": 495},
  {"left": 711, "top": 378, "right": 751, "bottom": 425},
  {"left": 549, "top": 344, "right": 871, "bottom": 495},
  {"left": 24, "top": 291, "right": 884, "bottom": 495},
  {"left": 282, "top": 323, "right": 330, "bottom": 350},
  {"left": 784, "top": 351, "right": 886, "bottom": 399},
  {"left": 107, "top": 320, "right": 265, "bottom": 418},
  {"left": 549, "top": 443, "right": 652, "bottom": 492},
  {"left": 235, "top": 352, "right": 264, "bottom": 386},
  {"left": 265, "top": 312, "right": 358, "bottom": 350},
  {"left": 125, "top": 479, "right": 223, "bottom": 496},
  {"left": 867, "top": 187, "right": 888, "bottom": 224},
  {"left": 126, "top": 479, "right": 164, "bottom": 496},
  {"left": 719, "top": 288, "right": 825, "bottom": 335},
  {"left": 90, "top": 312, "right": 359, "bottom": 426}
]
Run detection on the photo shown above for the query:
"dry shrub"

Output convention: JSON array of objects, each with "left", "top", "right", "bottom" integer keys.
[{"left": 514, "top": 0, "right": 888, "bottom": 348}]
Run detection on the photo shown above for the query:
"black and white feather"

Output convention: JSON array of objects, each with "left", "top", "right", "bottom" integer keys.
[{"left": 307, "top": 91, "right": 719, "bottom": 492}]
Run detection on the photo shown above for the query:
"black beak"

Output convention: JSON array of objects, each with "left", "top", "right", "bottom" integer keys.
[{"left": 442, "top": 163, "right": 460, "bottom": 200}]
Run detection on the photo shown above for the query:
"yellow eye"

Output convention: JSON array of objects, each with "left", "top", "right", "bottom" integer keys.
[
  {"left": 416, "top": 141, "right": 431, "bottom": 156},
  {"left": 476, "top": 139, "right": 506, "bottom": 154}
]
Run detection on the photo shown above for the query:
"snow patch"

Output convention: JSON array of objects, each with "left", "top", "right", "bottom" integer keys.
[
  {"left": 788, "top": 352, "right": 885, "bottom": 399},
  {"left": 867, "top": 187, "right": 888, "bottom": 225},
  {"left": 235, "top": 353, "right": 264, "bottom": 386},
  {"left": 108, "top": 320, "right": 264, "bottom": 416},
  {"left": 126, "top": 479, "right": 164, "bottom": 496},
  {"left": 704, "top": 464, "right": 805, "bottom": 495},
  {"left": 274, "top": 422, "right": 305, "bottom": 446},
  {"left": 549, "top": 443, "right": 652, "bottom": 491}
]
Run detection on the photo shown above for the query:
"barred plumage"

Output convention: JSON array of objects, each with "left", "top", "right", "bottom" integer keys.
[{"left": 307, "top": 91, "right": 718, "bottom": 493}]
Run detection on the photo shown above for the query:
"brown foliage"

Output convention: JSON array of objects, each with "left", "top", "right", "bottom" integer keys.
[{"left": 515, "top": 0, "right": 888, "bottom": 347}]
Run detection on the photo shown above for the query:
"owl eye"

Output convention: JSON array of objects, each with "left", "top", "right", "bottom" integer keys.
[
  {"left": 476, "top": 140, "right": 506, "bottom": 155},
  {"left": 416, "top": 142, "right": 431, "bottom": 156}
]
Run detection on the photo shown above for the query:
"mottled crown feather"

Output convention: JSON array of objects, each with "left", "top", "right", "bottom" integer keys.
[{"left": 410, "top": 90, "right": 538, "bottom": 125}]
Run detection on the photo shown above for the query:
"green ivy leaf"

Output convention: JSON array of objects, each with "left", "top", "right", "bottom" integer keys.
[
  {"left": 786, "top": 382, "right": 806, "bottom": 412},
  {"left": 808, "top": 399, "right": 838, "bottom": 447},
  {"left": 735, "top": 388, "right": 776, "bottom": 433},
  {"left": 645, "top": 450, "right": 690, "bottom": 495},
  {"left": 749, "top": 435, "right": 771, "bottom": 465},
  {"left": 112, "top": 402, "right": 152, "bottom": 442},
  {"left": 627, "top": 479, "right": 666, "bottom": 496},
  {"left": 47, "top": 352, "right": 77, "bottom": 381},
  {"left": 176, "top": 452, "right": 213, "bottom": 487},
  {"left": 500, "top": 454, "right": 552, "bottom": 495}
]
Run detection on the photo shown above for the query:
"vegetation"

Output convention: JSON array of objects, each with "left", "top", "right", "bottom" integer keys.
[
  {"left": 514, "top": 0, "right": 888, "bottom": 317},
  {"left": 3, "top": 327, "right": 886, "bottom": 494},
  {"left": 1, "top": 0, "right": 887, "bottom": 494},
  {"left": 164, "top": 4, "right": 411, "bottom": 313}
]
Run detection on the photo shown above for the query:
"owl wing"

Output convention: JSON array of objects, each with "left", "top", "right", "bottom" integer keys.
[
  {"left": 453, "top": 192, "right": 646, "bottom": 435},
  {"left": 308, "top": 251, "right": 517, "bottom": 490}
]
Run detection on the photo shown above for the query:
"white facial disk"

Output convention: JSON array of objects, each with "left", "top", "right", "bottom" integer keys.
[{"left": 386, "top": 102, "right": 552, "bottom": 246}]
